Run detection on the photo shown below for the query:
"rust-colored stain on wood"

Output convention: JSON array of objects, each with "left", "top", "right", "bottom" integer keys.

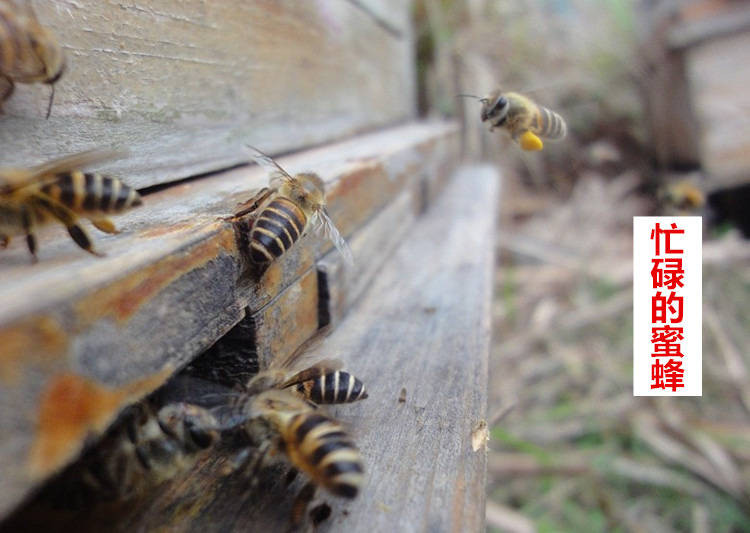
[
  {"left": 0, "top": 317, "right": 68, "bottom": 384},
  {"left": 28, "top": 369, "right": 172, "bottom": 478},
  {"left": 137, "top": 220, "right": 204, "bottom": 239},
  {"left": 75, "top": 227, "right": 236, "bottom": 324}
]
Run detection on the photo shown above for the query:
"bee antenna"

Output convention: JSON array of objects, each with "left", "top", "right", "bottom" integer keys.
[
  {"left": 45, "top": 84, "right": 55, "bottom": 119},
  {"left": 457, "top": 94, "right": 481, "bottom": 100}
]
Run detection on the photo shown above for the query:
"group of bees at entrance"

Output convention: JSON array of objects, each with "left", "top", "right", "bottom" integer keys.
[
  {"left": 0, "top": 0, "right": 567, "bottom": 527},
  {"left": 49, "top": 335, "right": 369, "bottom": 527}
]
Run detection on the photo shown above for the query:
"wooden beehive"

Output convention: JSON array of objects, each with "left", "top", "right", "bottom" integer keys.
[
  {"left": 638, "top": 0, "right": 750, "bottom": 189},
  {"left": 0, "top": 1, "right": 497, "bottom": 530}
]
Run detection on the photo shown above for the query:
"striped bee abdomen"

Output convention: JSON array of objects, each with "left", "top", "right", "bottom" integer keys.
[
  {"left": 293, "top": 371, "right": 368, "bottom": 404},
  {"left": 249, "top": 197, "right": 307, "bottom": 264},
  {"left": 42, "top": 171, "right": 142, "bottom": 213},
  {"left": 286, "top": 413, "right": 364, "bottom": 499},
  {"left": 535, "top": 105, "right": 567, "bottom": 140}
]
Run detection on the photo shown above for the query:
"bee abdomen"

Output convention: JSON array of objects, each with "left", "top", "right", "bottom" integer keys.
[
  {"left": 290, "top": 413, "right": 363, "bottom": 499},
  {"left": 295, "top": 371, "right": 368, "bottom": 404},
  {"left": 249, "top": 197, "right": 306, "bottom": 264},
  {"left": 536, "top": 106, "right": 567, "bottom": 140},
  {"left": 42, "top": 172, "right": 142, "bottom": 213}
]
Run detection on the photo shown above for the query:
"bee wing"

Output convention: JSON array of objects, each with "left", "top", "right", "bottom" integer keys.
[
  {"left": 156, "top": 375, "right": 242, "bottom": 409},
  {"left": 312, "top": 208, "right": 354, "bottom": 266},
  {"left": 280, "top": 358, "right": 345, "bottom": 388},
  {"left": 208, "top": 401, "right": 255, "bottom": 431},
  {"left": 30, "top": 149, "right": 127, "bottom": 177},
  {"left": 268, "top": 325, "right": 335, "bottom": 373},
  {"left": 154, "top": 375, "right": 252, "bottom": 431},
  {"left": 1, "top": 150, "right": 126, "bottom": 192},
  {"left": 246, "top": 145, "right": 295, "bottom": 187}
]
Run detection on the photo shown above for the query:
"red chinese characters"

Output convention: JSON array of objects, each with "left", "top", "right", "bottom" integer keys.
[{"left": 649, "top": 223, "right": 685, "bottom": 391}]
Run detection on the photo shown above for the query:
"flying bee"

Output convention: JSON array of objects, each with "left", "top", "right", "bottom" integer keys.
[
  {"left": 49, "top": 400, "right": 220, "bottom": 504},
  {"left": 0, "top": 0, "right": 66, "bottom": 118},
  {"left": 659, "top": 178, "right": 706, "bottom": 213},
  {"left": 0, "top": 150, "right": 142, "bottom": 261},
  {"left": 461, "top": 90, "right": 567, "bottom": 151},
  {"left": 235, "top": 146, "right": 353, "bottom": 268}
]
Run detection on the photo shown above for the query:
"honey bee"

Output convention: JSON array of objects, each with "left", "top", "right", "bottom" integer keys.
[
  {"left": 236, "top": 146, "right": 353, "bottom": 268},
  {"left": 659, "top": 178, "right": 706, "bottom": 213},
  {"left": 51, "top": 400, "right": 220, "bottom": 504},
  {"left": 0, "top": 0, "right": 66, "bottom": 118},
  {"left": 0, "top": 150, "right": 142, "bottom": 261},
  {"left": 246, "top": 359, "right": 368, "bottom": 406},
  {"left": 461, "top": 90, "right": 567, "bottom": 151},
  {"left": 243, "top": 327, "right": 368, "bottom": 405},
  {"left": 235, "top": 389, "right": 365, "bottom": 499},
  {"left": 200, "top": 332, "right": 367, "bottom": 524}
]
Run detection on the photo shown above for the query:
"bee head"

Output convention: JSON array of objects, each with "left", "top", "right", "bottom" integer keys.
[
  {"left": 287, "top": 172, "right": 326, "bottom": 215},
  {"left": 480, "top": 92, "right": 509, "bottom": 122}
]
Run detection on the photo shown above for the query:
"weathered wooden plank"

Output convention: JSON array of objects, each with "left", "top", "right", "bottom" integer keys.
[
  {"left": 318, "top": 188, "right": 418, "bottom": 325},
  {"left": 4, "top": 164, "right": 498, "bottom": 532},
  {"left": 668, "top": 4, "right": 750, "bottom": 49},
  {"left": 318, "top": 125, "right": 460, "bottom": 323},
  {"left": 0, "top": 121, "right": 458, "bottom": 519},
  {"left": 0, "top": 0, "right": 415, "bottom": 188},
  {"left": 317, "top": 164, "right": 497, "bottom": 533},
  {"left": 684, "top": 31, "right": 750, "bottom": 188}
]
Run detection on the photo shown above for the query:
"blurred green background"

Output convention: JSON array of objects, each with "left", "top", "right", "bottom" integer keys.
[{"left": 414, "top": 0, "right": 750, "bottom": 531}]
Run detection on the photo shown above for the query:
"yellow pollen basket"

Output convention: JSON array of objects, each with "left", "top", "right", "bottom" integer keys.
[{"left": 519, "top": 131, "right": 543, "bottom": 151}]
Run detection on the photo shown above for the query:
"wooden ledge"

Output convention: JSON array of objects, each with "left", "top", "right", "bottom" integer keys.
[
  {"left": 0, "top": 121, "right": 459, "bottom": 519},
  {"left": 3, "top": 163, "right": 498, "bottom": 532}
]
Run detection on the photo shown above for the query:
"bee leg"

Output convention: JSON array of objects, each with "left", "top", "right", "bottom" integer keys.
[
  {"left": 19, "top": 206, "right": 39, "bottom": 262},
  {"left": 0, "top": 234, "right": 9, "bottom": 248},
  {"left": 0, "top": 76, "right": 14, "bottom": 111},
  {"left": 290, "top": 481, "right": 317, "bottom": 528},
  {"left": 232, "top": 187, "right": 273, "bottom": 218},
  {"left": 90, "top": 218, "right": 120, "bottom": 234},
  {"left": 63, "top": 220, "right": 103, "bottom": 257},
  {"left": 309, "top": 501, "right": 332, "bottom": 527},
  {"left": 32, "top": 196, "right": 104, "bottom": 257},
  {"left": 284, "top": 467, "right": 299, "bottom": 486}
]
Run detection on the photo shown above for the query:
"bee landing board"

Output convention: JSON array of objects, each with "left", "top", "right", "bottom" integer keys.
[
  {"left": 0, "top": 1, "right": 414, "bottom": 189},
  {"left": 0, "top": 121, "right": 459, "bottom": 521},
  {"left": 4, "top": 164, "right": 498, "bottom": 532}
]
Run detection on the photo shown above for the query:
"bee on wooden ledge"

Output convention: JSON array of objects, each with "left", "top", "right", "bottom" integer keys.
[
  {"left": 0, "top": 150, "right": 142, "bottom": 261},
  {"left": 231, "top": 146, "right": 353, "bottom": 275},
  {"left": 28, "top": 329, "right": 369, "bottom": 529}
]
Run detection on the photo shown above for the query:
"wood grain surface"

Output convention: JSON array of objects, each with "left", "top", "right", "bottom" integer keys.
[
  {"left": 0, "top": 121, "right": 458, "bottom": 519},
  {"left": 0, "top": 0, "right": 415, "bottom": 188},
  {"left": 3, "top": 164, "right": 498, "bottom": 532},
  {"left": 685, "top": 30, "right": 750, "bottom": 188}
]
